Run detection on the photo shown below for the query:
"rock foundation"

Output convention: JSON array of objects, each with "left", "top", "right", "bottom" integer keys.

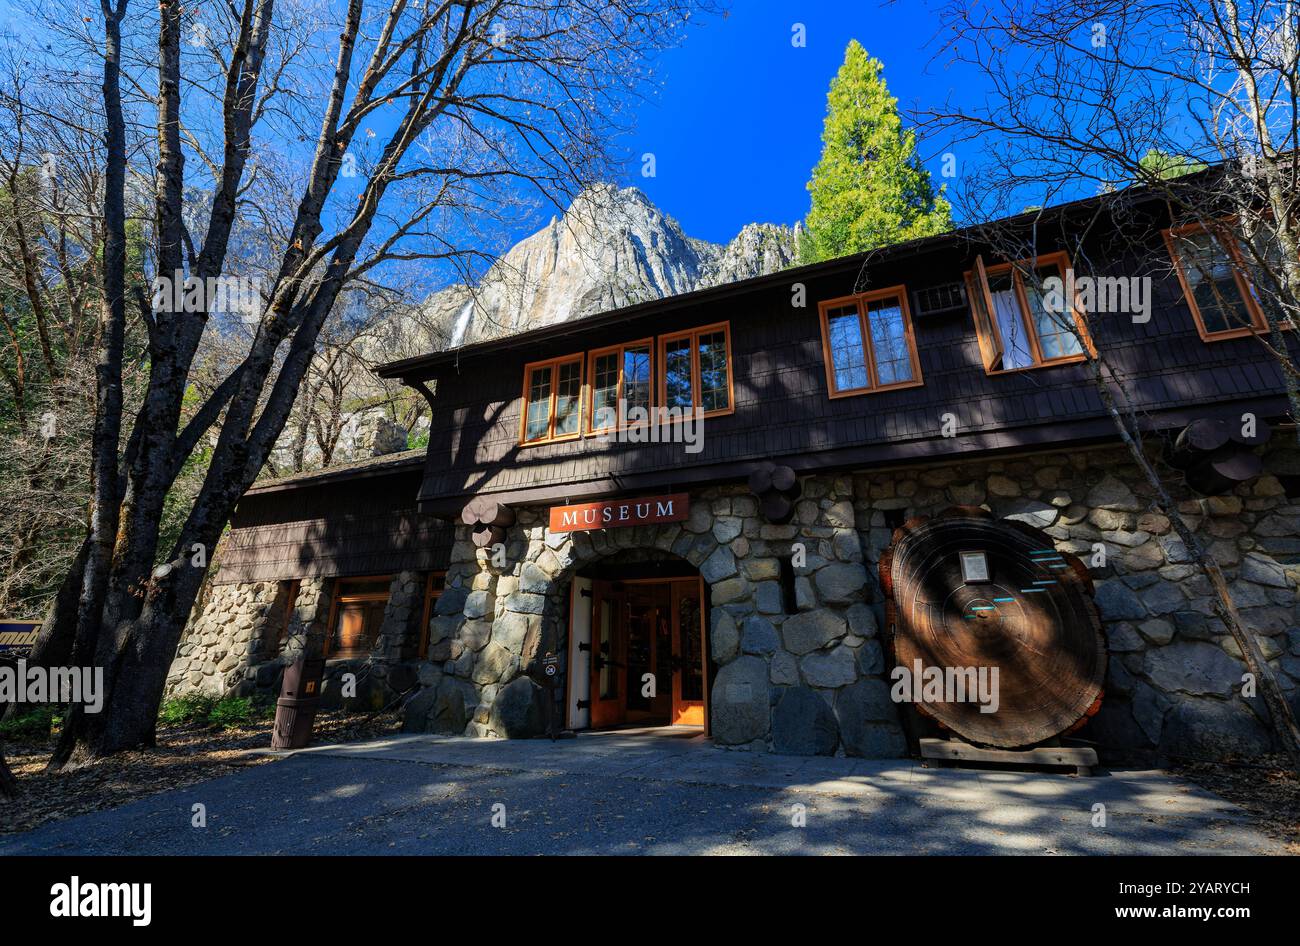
[{"left": 169, "top": 442, "right": 1300, "bottom": 762}]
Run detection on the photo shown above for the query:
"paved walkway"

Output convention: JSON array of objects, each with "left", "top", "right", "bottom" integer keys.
[{"left": 0, "top": 728, "right": 1283, "bottom": 855}]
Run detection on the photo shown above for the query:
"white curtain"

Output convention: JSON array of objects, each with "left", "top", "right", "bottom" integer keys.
[{"left": 991, "top": 289, "right": 1034, "bottom": 368}]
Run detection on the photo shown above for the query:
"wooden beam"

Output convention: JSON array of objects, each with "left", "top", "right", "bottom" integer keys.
[{"left": 920, "top": 738, "right": 1098, "bottom": 776}]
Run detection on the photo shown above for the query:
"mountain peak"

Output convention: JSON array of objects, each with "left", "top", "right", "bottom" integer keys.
[{"left": 425, "top": 185, "right": 796, "bottom": 347}]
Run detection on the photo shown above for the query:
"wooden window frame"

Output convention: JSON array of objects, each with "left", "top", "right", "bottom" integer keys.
[
  {"left": 324, "top": 574, "right": 394, "bottom": 659},
  {"left": 1162, "top": 220, "right": 1269, "bottom": 342},
  {"left": 656, "top": 320, "right": 736, "bottom": 419},
  {"left": 416, "top": 570, "right": 447, "bottom": 659},
  {"left": 518, "top": 354, "right": 585, "bottom": 446},
  {"left": 964, "top": 250, "right": 1096, "bottom": 374},
  {"left": 585, "top": 337, "right": 655, "bottom": 435},
  {"left": 817, "top": 285, "right": 925, "bottom": 398}
]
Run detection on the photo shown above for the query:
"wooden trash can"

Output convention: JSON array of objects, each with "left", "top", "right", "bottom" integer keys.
[{"left": 271, "top": 656, "right": 326, "bottom": 750}]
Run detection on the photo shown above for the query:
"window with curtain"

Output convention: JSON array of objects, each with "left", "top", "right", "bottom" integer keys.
[{"left": 966, "top": 252, "right": 1091, "bottom": 372}]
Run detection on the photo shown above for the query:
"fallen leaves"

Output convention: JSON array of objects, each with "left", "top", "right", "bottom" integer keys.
[{"left": 0, "top": 709, "right": 402, "bottom": 836}]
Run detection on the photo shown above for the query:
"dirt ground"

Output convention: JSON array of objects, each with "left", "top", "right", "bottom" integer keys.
[
  {"left": 0, "top": 710, "right": 403, "bottom": 835},
  {"left": 1175, "top": 755, "right": 1300, "bottom": 853}
]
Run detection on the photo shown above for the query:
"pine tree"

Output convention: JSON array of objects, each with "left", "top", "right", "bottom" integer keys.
[
  {"left": 1136, "top": 148, "right": 1207, "bottom": 182},
  {"left": 800, "top": 41, "right": 952, "bottom": 263}
]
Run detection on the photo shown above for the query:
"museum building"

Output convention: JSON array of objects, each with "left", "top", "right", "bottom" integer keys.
[{"left": 165, "top": 185, "right": 1300, "bottom": 764}]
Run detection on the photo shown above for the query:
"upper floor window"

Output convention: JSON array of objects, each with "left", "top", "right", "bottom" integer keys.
[
  {"left": 965, "top": 251, "right": 1094, "bottom": 372},
  {"left": 1163, "top": 222, "right": 1268, "bottom": 340},
  {"left": 659, "top": 322, "right": 733, "bottom": 415},
  {"left": 588, "top": 339, "right": 653, "bottom": 432},
  {"left": 817, "top": 286, "right": 923, "bottom": 396},
  {"left": 521, "top": 355, "right": 584, "bottom": 443}
]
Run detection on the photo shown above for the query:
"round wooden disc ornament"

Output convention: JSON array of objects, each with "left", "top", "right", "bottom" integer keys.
[{"left": 879, "top": 507, "right": 1105, "bottom": 749}]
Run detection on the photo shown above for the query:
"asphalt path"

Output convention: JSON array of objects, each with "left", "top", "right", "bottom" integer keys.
[{"left": 0, "top": 729, "right": 1282, "bottom": 855}]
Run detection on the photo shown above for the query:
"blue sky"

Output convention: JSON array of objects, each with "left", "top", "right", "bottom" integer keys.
[
  {"left": 618, "top": 0, "right": 964, "bottom": 244},
  {"left": 0, "top": 0, "right": 980, "bottom": 260}
]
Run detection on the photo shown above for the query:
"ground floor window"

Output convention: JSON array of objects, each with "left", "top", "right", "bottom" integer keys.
[{"left": 325, "top": 576, "right": 393, "bottom": 659}]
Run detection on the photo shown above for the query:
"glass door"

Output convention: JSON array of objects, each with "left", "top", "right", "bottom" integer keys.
[
  {"left": 671, "top": 578, "right": 707, "bottom": 726},
  {"left": 589, "top": 580, "right": 626, "bottom": 728}
]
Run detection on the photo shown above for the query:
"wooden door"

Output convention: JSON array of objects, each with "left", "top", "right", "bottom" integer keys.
[
  {"left": 670, "top": 578, "right": 708, "bottom": 726},
  {"left": 567, "top": 576, "right": 593, "bottom": 730},
  {"left": 589, "top": 580, "right": 626, "bottom": 728}
]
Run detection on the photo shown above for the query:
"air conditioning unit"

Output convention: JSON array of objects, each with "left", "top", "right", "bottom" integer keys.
[{"left": 911, "top": 281, "right": 967, "bottom": 317}]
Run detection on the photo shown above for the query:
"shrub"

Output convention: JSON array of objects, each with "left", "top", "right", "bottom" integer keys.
[
  {"left": 0, "top": 706, "right": 61, "bottom": 741},
  {"left": 158, "top": 694, "right": 217, "bottom": 726},
  {"left": 158, "top": 694, "right": 270, "bottom": 729},
  {"left": 206, "top": 696, "right": 256, "bottom": 728}
]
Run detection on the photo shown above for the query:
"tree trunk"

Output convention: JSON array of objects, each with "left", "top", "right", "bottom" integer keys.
[
  {"left": 1089, "top": 359, "right": 1300, "bottom": 772},
  {"left": 69, "top": 495, "right": 225, "bottom": 755},
  {"left": 67, "top": 0, "right": 130, "bottom": 733},
  {"left": 0, "top": 654, "right": 18, "bottom": 796},
  {"left": 29, "top": 536, "right": 90, "bottom": 670},
  {"left": 0, "top": 744, "right": 16, "bottom": 800}
]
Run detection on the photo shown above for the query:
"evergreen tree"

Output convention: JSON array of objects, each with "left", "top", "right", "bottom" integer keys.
[
  {"left": 1136, "top": 148, "right": 1207, "bottom": 182},
  {"left": 800, "top": 41, "right": 952, "bottom": 263}
]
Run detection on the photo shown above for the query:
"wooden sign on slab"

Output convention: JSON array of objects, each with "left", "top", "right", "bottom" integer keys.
[
  {"left": 549, "top": 493, "right": 689, "bottom": 532},
  {"left": 0, "top": 621, "right": 39, "bottom": 654}
]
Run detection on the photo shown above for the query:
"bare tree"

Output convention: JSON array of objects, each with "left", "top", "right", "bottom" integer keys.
[
  {"left": 920, "top": 0, "right": 1300, "bottom": 431},
  {"left": 0, "top": 37, "right": 145, "bottom": 628},
  {"left": 911, "top": 0, "right": 1300, "bottom": 770},
  {"left": 18, "top": 0, "right": 710, "bottom": 764}
]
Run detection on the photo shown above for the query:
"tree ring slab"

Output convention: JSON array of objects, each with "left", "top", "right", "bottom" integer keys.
[{"left": 880, "top": 509, "right": 1105, "bottom": 749}]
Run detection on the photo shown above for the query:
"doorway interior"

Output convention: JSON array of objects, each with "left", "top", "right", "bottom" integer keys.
[{"left": 567, "top": 564, "right": 708, "bottom": 733}]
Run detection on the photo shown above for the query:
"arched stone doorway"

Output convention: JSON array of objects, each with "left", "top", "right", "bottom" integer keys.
[
  {"left": 409, "top": 514, "right": 727, "bottom": 740},
  {"left": 402, "top": 482, "right": 908, "bottom": 755},
  {"left": 556, "top": 548, "right": 708, "bottom": 733}
]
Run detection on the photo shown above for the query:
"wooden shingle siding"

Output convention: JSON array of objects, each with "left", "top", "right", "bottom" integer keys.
[
  {"left": 412, "top": 205, "right": 1297, "bottom": 515},
  {"left": 214, "top": 469, "right": 451, "bottom": 584}
]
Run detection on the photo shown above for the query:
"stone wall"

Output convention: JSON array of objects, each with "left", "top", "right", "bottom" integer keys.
[
  {"left": 172, "top": 440, "right": 1300, "bottom": 763},
  {"left": 164, "top": 571, "right": 427, "bottom": 709},
  {"left": 400, "top": 441, "right": 1299, "bottom": 763},
  {"left": 402, "top": 481, "right": 909, "bottom": 755},
  {"left": 848, "top": 443, "right": 1300, "bottom": 762}
]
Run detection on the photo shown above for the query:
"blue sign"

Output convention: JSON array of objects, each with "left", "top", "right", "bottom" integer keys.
[{"left": 0, "top": 621, "right": 40, "bottom": 654}]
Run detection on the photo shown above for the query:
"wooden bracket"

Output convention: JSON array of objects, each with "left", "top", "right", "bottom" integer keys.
[
  {"left": 1169, "top": 417, "right": 1271, "bottom": 495},
  {"left": 748, "top": 461, "right": 801, "bottom": 524},
  {"left": 462, "top": 497, "right": 515, "bottom": 549}
]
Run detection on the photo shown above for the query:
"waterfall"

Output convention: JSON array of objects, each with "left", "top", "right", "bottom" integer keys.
[{"left": 449, "top": 299, "right": 474, "bottom": 347}]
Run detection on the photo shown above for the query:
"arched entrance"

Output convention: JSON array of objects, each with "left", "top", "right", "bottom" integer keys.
[{"left": 563, "top": 550, "right": 709, "bottom": 733}]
